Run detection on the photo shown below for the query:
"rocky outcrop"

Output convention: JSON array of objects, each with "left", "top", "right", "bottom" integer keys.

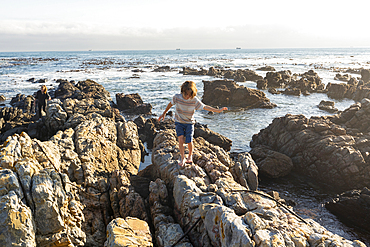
[
  {"left": 334, "top": 73, "right": 352, "bottom": 82},
  {"left": 249, "top": 145, "right": 294, "bottom": 178},
  {"left": 10, "top": 94, "right": 35, "bottom": 114},
  {"left": 250, "top": 99, "right": 370, "bottom": 192},
  {"left": 0, "top": 108, "right": 144, "bottom": 246},
  {"left": 318, "top": 100, "right": 338, "bottom": 113},
  {"left": 202, "top": 79, "right": 277, "bottom": 109},
  {"left": 54, "top": 79, "right": 111, "bottom": 102},
  {"left": 150, "top": 129, "right": 365, "bottom": 247},
  {"left": 194, "top": 122, "right": 232, "bottom": 151},
  {"left": 325, "top": 187, "right": 370, "bottom": 233},
  {"left": 181, "top": 67, "right": 263, "bottom": 82},
  {"left": 257, "top": 70, "right": 325, "bottom": 96},
  {"left": 0, "top": 95, "right": 5, "bottom": 101},
  {"left": 116, "top": 93, "right": 152, "bottom": 115},
  {"left": 257, "top": 66, "right": 276, "bottom": 71},
  {"left": 326, "top": 69, "right": 370, "bottom": 101}
]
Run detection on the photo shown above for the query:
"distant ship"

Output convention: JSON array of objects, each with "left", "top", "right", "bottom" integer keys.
[
  {"left": 176, "top": 48, "right": 180, "bottom": 50},
  {"left": 236, "top": 47, "right": 241, "bottom": 49}
]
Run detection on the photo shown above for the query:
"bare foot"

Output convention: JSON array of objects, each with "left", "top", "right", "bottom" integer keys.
[
  {"left": 185, "top": 156, "right": 193, "bottom": 164},
  {"left": 178, "top": 158, "right": 186, "bottom": 167}
]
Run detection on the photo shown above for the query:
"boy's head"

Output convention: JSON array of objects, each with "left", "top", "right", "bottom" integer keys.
[{"left": 181, "top": 81, "right": 197, "bottom": 99}]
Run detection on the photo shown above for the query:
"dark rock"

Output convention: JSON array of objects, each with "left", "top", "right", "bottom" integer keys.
[
  {"left": 0, "top": 95, "right": 5, "bottom": 102},
  {"left": 334, "top": 73, "right": 352, "bottom": 82},
  {"left": 361, "top": 69, "right": 370, "bottom": 83},
  {"left": 283, "top": 88, "right": 301, "bottom": 96},
  {"left": 249, "top": 145, "right": 293, "bottom": 178},
  {"left": 202, "top": 79, "right": 276, "bottom": 109},
  {"left": 194, "top": 122, "right": 232, "bottom": 151},
  {"left": 257, "top": 66, "right": 276, "bottom": 71},
  {"left": 153, "top": 66, "right": 172, "bottom": 72},
  {"left": 318, "top": 100, "right": 338, "bottom": 113},
  {"left": 250, "top": 108, "right": 370, "bottom": 192},
  {"left": 265, "top": 70, "right": 292, "bottom": 88},
  {"left": 10, "top": 94, "right": 34, "bottom": 113},
  {"left": 325, "top": 187, "right": 370, "bottom": 232},
  {"left": 116, "top": 93, "right": 152, "bottom": 115}
]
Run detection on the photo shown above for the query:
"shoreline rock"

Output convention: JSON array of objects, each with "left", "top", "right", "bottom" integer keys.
[
  {"left": 202, "top": 79, "right": 277, "bottom": 109},
  {"left": 150, "top": 128, "right": 365, "bottom": 247}
]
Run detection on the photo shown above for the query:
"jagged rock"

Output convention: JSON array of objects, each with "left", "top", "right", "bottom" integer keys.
[
  {"left": 202, "top": 79, "right": 276, "bottom": 109},
  {"left": 265, "top": 70, "right": 292, "bottom": 88},
  {"left": 249, "top": 145, "right": 293, "bottom": 178},
  {"left": 230, "top": 152, "right": 258, "bottom": 190},
  {"left": 152, "top": 129, "right": 365, "bottom": 247},
  {"left": 318, "top": 100, "right": 338, "bottom": 113},
  {"left": 54, "top": 79, "right": 111, "bottom": 102},
  {"left": 105, "top": 217, "right": 153, "bottom": 247},
  {"left": 325, "top": 187, "right": 370, "bottom": 233},
  {"left": 153, "top": 66, "right": 173, "bottom": 72},
  {"left": 251, "top": 109, "right": 370, "bottom": 192},
  {"left": 116, "top": 93, "right": 152, "bottom": 114},
  {"left": 0, "top": 169, "right": 36, "bottom": 246},
  {"left": 148, "top": 178, "right": 193, "bottom": 247},
  {"left": 0, "top": 95, "right": 6, "bottom": 101},
  {"left": 181, "top": 67, "right": 263, "bottom": 82},
  {"left": 10, "top": 94, "right": 35, "bottom": 113}
]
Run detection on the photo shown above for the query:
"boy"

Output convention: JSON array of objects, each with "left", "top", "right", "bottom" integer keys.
[{"left": 158, "top": 81, "right": 227, "bottom": 166}]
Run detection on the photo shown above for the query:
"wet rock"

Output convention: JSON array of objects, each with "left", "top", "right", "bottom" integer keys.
[
  {"left": 105, "top": 217, "right": 153, "bottom": 247},
  {"left": 0, "top": 95, "right": 6, "bottom": 101},
  {"left": 325, "top": 187, "right": 370, "bottom": 233},
  {"left": 318, "top": 100, "right": 338, "bottom": 113},
  {"left": 202, "top": 79, "right": 276, "bottom": 109},
  {"left": 249, "top": 145, "right": 293, "bottom": 178},
  {"left": 153, "top": 66, "right": 173, "bottom": 72},
  {"left": 116, "top": 93, "right": 152, "bottom": 115},
  {"left": 251, "top": 109, "right": 370, "bottom": 192}
]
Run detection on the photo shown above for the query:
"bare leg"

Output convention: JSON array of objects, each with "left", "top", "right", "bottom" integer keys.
[
  {"left": 186, "top": 142, "right": 193, "bottom": 164},
  {"left": 178, "top": 135, "right": 186, "bottom": 166}
]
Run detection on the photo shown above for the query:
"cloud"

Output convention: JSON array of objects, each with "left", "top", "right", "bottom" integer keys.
[{"left": 1, "top": 22, "right": 369, "bottom": 52}]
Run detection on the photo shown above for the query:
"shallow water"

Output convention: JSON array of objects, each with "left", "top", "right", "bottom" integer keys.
[{"left": 1, "top": 48, "right": 370, "bottom": 244}]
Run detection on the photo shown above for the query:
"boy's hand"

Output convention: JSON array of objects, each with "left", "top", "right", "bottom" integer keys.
[
  {"left": 221, "top": 107, "right": 228, "bottom": 112},
  {"left": 158, "top": 113, "right": 165, "bottom": 121}
]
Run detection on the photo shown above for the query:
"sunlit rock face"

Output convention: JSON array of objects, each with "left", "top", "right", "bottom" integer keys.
[
  {"left": 151, "top": 129, "right": 366, "bottom": 247},
  {"left": 0, "top": 113, "right": 144, "bottom": 246}
]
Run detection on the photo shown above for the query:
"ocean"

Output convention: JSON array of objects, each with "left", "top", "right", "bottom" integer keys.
[{"left": 1, "top": 48, "right": 370, "bottom": 244}]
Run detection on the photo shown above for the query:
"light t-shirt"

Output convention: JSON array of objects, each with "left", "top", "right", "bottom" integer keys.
[{"left": 171, "top": 94, "right": 205, "bottom": 124}]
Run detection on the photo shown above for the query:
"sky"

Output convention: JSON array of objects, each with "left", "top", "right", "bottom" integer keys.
[{"left": 0, "top": 0, "right": 369, "bottom": 52}]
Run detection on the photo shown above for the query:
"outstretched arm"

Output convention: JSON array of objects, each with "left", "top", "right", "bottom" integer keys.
[
  {"left": 204, "top": 105, "right": 228, "bottom": 113},
  {"left": 158, "top": 102, "right": 173, "bottom": 121}
]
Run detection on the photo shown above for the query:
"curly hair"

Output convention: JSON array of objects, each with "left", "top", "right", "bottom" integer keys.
[{"left": 181, "top": 81, "right": 197, "bottom": 99}]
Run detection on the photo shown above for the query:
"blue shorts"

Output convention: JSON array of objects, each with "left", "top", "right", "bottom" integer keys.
[{"left": 175, "top": 122, "right": 194, "bottom": 144}]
